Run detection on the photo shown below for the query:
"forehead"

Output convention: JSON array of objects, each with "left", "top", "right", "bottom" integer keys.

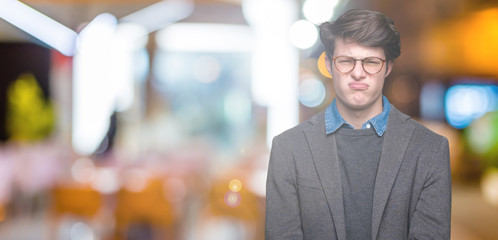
[{"left": 333, "top": 38, "right": 385, "bottom": 58}]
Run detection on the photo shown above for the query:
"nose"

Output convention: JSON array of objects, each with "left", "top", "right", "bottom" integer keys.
[{"left": 350, "top": 60, "right": 367, "bottom": 80}]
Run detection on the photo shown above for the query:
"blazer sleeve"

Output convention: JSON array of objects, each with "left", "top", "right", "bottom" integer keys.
[
  {"left": 408, "top": 137, "right": 452, "bottom": 240},
  {"left": 265, "top": 137, "right": 304, "bottom": 240}
]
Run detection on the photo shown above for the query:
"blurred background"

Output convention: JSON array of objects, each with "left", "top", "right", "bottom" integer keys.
[{"left": 0, "top": 0, "right": 497, "bottom": 239}]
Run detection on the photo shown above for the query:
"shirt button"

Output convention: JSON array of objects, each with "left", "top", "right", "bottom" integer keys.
[{"left": 366, "top": 124, "right": 371, "bottom": 129}]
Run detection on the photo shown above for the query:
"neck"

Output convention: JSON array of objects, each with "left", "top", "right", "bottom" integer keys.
[{"left": 336, "top": 97, "right": 383, "bottom": 129}]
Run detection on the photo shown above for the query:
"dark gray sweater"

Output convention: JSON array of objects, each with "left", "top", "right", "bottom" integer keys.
[{"left": 335, "top": 127, "right": 384, "bottom": 240}]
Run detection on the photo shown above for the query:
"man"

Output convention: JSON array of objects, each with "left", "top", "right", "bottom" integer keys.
[{"left": 265, "top": 9, "right": 451, "bottom": 240}]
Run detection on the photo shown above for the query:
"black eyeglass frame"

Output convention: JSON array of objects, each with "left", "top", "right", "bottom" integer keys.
[{"left": 332, "top": 56, "right": 387, "bottom": 74}]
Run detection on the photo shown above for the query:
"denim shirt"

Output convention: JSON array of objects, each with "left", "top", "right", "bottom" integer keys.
[{"left": 324, "top": 95, "right": 391, "bottom": 136}]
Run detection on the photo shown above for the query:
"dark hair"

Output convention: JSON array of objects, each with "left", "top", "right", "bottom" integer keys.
[{"left": 319, "top": 9, "right": 401, "bottom": 62}]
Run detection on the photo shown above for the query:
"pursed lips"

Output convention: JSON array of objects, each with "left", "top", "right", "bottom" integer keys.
[{"left": 348, "top": 82, "right": 369, "bottom": 90}]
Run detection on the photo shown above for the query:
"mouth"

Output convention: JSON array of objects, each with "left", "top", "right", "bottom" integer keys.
[{"left": 348, "top": 82, "right": 369, "bottom": 90}]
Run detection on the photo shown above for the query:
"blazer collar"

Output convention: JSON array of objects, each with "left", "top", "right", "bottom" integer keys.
[
  {"left": 371, "top": 105, "right": 414, "bottom": 240},
  {"left": 304, "top": 111, "right": 347, "bottom": 240},
  {"left": 303, "top": 105, "right": 414, "bottom": 240}
]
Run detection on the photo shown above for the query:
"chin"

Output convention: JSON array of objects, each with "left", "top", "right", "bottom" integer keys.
[
  {"left": 347, "top": 99, "right": 375, "bottom": 110},
  {"left": 350, "top": 104, "right": 371, "bottom": 110}
]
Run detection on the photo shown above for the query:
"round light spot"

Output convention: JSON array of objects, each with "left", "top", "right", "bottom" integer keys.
[
  {"left": 224, "top": 191, "right": 241, "bottom": 208},
  {"left": 289, "top": 20, "right": 318, "bottom": 49},
  {"left": 91, "top": 168, "right": 120, "bottom": 194},
  {"left": 467, "top": 112, "right": 497, "bottom": 155},
  {"left": 299, "top": 78, "right": 327, "bottom": 108},
  {"left": 70, "top": 222, "right": 95, "bottom": 240},
  {"left": 229, "top": 179, "right": 242, "bottom": 192},
  {"left": 71, "top": 157, "right": 96, "bottom": 183},
  {"left": 445, "top": 85, "right": 497, "bottom": 129},
  {"left": 122, "top": 168, "right": 148, "bottom": 193},
  {"left": 303, "top": 0, "right": 339, "bottom": 25}
]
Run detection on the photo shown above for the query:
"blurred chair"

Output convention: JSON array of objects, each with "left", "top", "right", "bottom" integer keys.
[
  {"left": 195, "top": 175, "right": 264, "bottom": 240},
  {"left": 0, "top": 203, "right": 5, "bottom": 223},
  {"left": 49, "top": 184, "right": 103, "bottom": 239},
  {"left": 113, "top": 178, "right": 175, "bottom": 240}
]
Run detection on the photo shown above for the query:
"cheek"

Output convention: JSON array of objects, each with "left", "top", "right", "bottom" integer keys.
[
  {"left": 331, "top": 76, "right": 346, "bottom": 91},
  {"left": 373, "top": 76, "right": 386, "bottom": 89},
  {"left": 368, "top": 78, "right": 386, "bottom": 96},
  {"left": 332, "top": 81, "right": 351, "bottom": 99}
]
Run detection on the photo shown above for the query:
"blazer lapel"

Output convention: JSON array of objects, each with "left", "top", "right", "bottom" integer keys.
[
  {"left": 371, "top": 106, "right": 415, "bottom": 240},
  {"left": 304, "top": 113, "right": 347, "bottom": 240}
]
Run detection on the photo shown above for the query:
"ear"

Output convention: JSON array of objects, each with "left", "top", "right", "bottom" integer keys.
[
  {"left": 385, "top": 60, "right": 393, "bottom": 77},
  {"left": 325, "top": 55, "right": 333, "bottom": 75}
]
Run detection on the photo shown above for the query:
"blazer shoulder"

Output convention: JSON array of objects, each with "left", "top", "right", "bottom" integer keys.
[
  {"left": 390, "top": 106, "right": 447, "bottom": 143},
  {"left": 408, "top": 118, "right": 446, "bottom": 141}
]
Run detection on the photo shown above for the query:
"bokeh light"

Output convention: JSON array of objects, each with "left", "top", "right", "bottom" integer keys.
[
  {"left": 229, "top": 179, "right": 242, "bottom": 192},
  {"left": 91, "top": 168, "right": 120, "bottom": 194},
  {"left": 73, "top": 13, "right": 119, "bottom": 156},
  {"left": 445, "top": 84, "right": 498, "bottom": 129},
  {"left": 481, "top": 168, "right": 498, "bottom": 207},
  {"left": 71, "top": 157, "right": 96, "bottom": 183},
  {"left": 421, "top": 8, "right": 498, "bottom": 77},
  {"left": 466, "top": 111, "right": 498, "bottom": 159},
  {"left": 0, "top": 0, "right": 78, "bottom": 56},
  {"left": 70, "top": 222, "right": 95, "bottom": 240},
  {"left": 303, "top": 0, "right": 339, "bottom": 25},
  {"left": 242, "top": 0, "right": 297, "bottom": 27},
  {"left": 299, "top": 77, "right": 327, "bottom": 108},
  {"left": 289, "top": 20, "right": 318, "bottom": 49},
  {"left": 122, "top": 168, "right": 148, "bottom": 193},
  {"left": 224, "top": 191, "right": 241, "bottom": 208}
]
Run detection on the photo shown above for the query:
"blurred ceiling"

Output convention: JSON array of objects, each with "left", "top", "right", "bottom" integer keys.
[
  {"left": 2, "top": 0, "right": 494, "bottom": 42},
  {"left": 0, "top": 0, "right": 244, "bottom": 41},
  {"left": 2, "top": 0, "right": 498, "bottom": 78}
]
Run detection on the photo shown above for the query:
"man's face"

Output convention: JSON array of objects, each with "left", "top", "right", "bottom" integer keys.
[{"left": 326, "top": 38, "right": 392, "bottom": 112}]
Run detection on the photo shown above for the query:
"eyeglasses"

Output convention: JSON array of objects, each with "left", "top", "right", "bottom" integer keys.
[{"left": 332, "top": 56, "right": 386, "bottom": 74}]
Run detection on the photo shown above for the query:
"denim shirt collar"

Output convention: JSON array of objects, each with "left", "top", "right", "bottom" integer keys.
[{"left": 325, "top": 95, "right": 391, "bottom": 136}]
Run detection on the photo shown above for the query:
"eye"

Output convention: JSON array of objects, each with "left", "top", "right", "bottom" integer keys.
[
  {"left": 337, "top": 57, "right": 354, "bottom": 64},
  {"left": 364, "top": 58, "right": 382, "bottom": 65}
]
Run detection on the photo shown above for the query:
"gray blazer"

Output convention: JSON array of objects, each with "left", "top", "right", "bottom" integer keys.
[{"left": 265, "top": 106, "right": 451, "bottom": 240}]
